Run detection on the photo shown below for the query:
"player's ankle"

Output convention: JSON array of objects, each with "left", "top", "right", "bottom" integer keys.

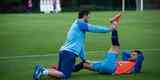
[
  {"left": 112, "top": 23, "right": 118, "bottom": 30},
  {"left": 42, "top": 69, "right": 48, "bottom": 76}
]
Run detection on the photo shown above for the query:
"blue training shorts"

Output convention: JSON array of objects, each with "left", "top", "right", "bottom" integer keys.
[
  {"left": 91, "top": 51, "right": 117, "bottom": 74},
  {"left": 58, "top": 50, "right": 77, "bottom": 79}
]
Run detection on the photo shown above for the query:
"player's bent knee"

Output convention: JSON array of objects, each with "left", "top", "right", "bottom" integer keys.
[{"left": 109, "top": 46, "right": 120, "bottom": 54}]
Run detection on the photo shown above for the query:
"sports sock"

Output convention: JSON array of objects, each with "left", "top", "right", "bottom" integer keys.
[
  {"left": 112, "top": 29, "right": 120, "bottom": 46},
  {"left": 42, "top": 69, "right": 48, "bottom": 76}
]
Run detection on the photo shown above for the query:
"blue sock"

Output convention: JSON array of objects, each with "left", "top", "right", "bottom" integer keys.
[{"left": 112, "top": 29, "right": 120, "bottom": 46}]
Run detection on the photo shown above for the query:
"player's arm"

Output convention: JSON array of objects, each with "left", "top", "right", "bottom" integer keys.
[
  {"left": 83, "top": 12, "right": 122, "bottom": 33},
  {"left": 87, "top": 24, "right": 113, "bottom": 33},
  {"left": 78, "top": 21, "right": 113, "bottom": 33}
]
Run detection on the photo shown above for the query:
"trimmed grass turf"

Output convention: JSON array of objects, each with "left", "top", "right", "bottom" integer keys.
[{"left": 0, "top": 10, "right": 160, "bottom": 80}]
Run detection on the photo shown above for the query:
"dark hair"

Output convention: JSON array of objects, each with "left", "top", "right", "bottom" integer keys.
[
  {"left": 78, "top": 9, "right": 90, "bottom": 19},
  {"left": 131, "top": 49, "right": 144, "bottom": 73},
  {"left": 131, "top": 49, "right": 143, "bottom": 55}
]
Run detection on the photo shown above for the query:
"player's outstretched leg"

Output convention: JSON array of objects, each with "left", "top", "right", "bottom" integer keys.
[
  {"left": 109, "top": 25, "right": 120, "bottom": 54},
  {"left": 109, "top": 12, "right": 122, "bottom": 53}
]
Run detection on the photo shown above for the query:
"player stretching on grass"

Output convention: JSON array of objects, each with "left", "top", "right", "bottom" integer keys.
[
  {"left": 48, "top": 13, "right": 144, "bottom": 75},
  {"left": 81, "top": 20, "right": 144, "bottom": 75},
  {"left": 33, "top": 9, "right": 121, "bottom": 80}
]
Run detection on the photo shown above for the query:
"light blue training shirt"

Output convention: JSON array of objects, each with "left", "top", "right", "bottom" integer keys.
[{"left": 60, "top": 19, "right": 112, "bottom": 61}]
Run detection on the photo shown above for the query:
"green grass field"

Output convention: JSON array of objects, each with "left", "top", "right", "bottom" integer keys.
[{"left": 0, "top": 10, "right": 160, "bottom": 80}]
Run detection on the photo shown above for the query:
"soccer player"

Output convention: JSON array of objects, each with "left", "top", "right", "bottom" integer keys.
[
  {"left": 33, "top": 9, "right": 120, "bottom": 80},
  {"left": 53, "top": 0, "right": 61, "bottom": 13},
  {"left": 81, "top": 21, "right": 144, "bottom": 75},
  {"left": 24, "top": 0, "right": 32, "bottom": 13}
]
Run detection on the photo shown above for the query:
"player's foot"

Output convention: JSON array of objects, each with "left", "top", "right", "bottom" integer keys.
[
  {"left": 33, "top": 64, "right": 44, "bottom": 80},
  {"left": 110, "top": 12, "right": 122, "bottom": 25},
  {"left": 33, "top": 64, "right": 40, "bottom": 80},
  {"left": 110, "top": 12, "right": 122, "bottom": 30}
]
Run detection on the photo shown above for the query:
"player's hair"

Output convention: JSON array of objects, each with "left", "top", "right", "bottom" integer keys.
[
  {"left": 131, "top": 49, "right": 144, "bottom": 73},
  {"left": 78, "top": 9, "right": 90, "bottom": 19},
  {"left": 131, "top": 49, "right": 143, "bottom": 55}
]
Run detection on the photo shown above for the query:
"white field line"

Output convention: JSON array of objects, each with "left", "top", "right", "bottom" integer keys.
[{"left": 0, "top": 48, "right": 160, "bottom": 60}]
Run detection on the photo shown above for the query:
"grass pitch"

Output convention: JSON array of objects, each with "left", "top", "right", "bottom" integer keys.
[{"left": 0, "top": 10, "right": 160, "bottom": 80}]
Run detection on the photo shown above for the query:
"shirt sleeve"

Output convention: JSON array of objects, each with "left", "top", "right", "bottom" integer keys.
[
  {"left": 78, "top": 21, "right": 89, "bottom": 31},
  {"left": 77, "top": 20, "right": 112, "bottom": 33},
  {"left": 87, "top": 24, "right": 112, "bottom": 33}
]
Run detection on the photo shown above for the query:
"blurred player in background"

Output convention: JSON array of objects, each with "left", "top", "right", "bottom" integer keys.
[
  {"left": 54, "top": 0, "right": 61, "bottom": 13},
  {"left": 24, "top": 0, "right": 32, "bottom": 13},
  {"left": 40, "top": 0, "right": 61, "bottom": 13}
]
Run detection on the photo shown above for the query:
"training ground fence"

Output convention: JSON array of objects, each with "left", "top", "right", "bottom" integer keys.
[{"left": 0, "top": 0, "right": 160, "bottom": 13}]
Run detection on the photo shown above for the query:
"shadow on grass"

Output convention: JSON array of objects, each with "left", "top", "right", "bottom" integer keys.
[{"left": 39, "top": 70, "right": 159, "bottom": 80}]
